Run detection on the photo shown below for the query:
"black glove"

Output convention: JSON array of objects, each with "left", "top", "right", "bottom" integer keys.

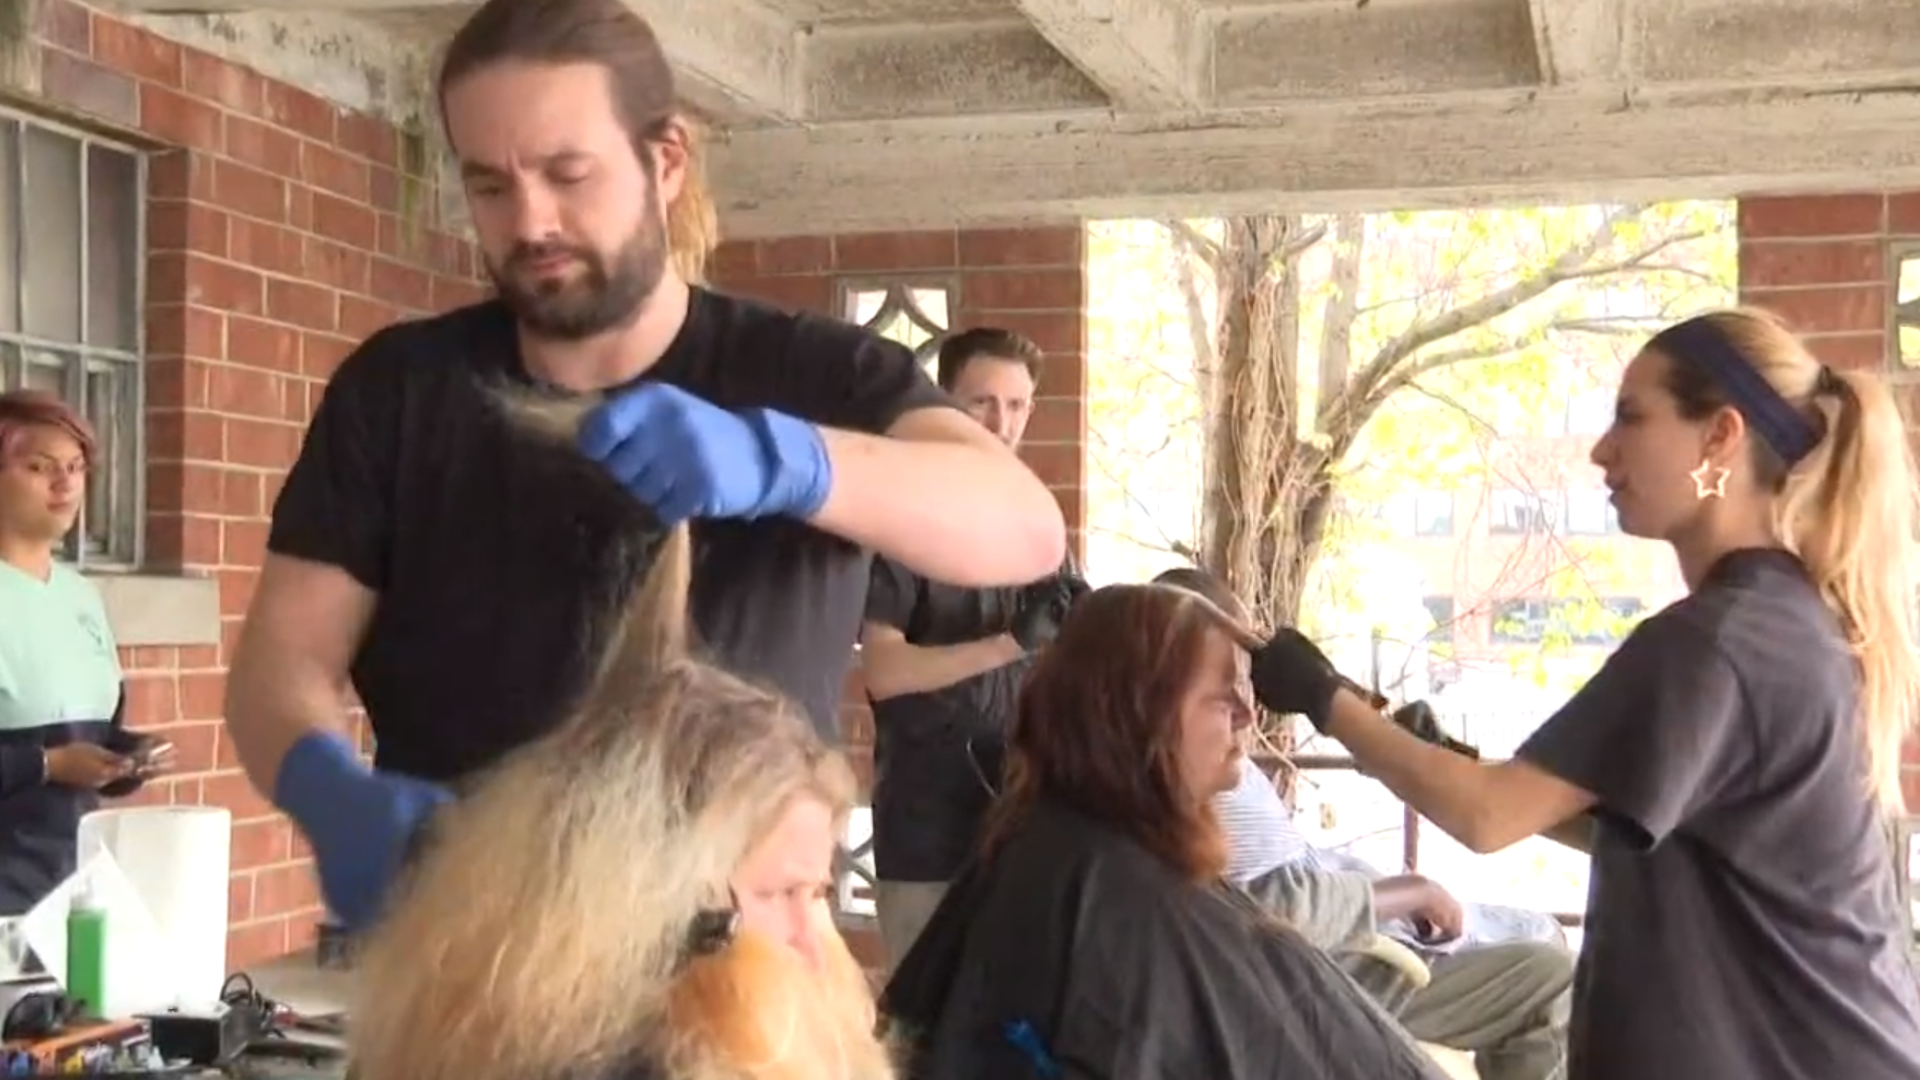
[
  {"left": 1390, "top": 701, "right": 1481, "bottom": 760},
  {"left": 1009, "top": 571, "right": 1090, "bottom": 651},
  {"left": 1249, "top": 628, "right": 1349, "bottom": 731}
]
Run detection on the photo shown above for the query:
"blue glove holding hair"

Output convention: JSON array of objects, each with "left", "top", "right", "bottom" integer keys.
[
  {"left": 578, "top": 382, "right": 832, "bottom": 525},
  {"left": 272, "top": 730, "right": 452, "bottom": 931}
]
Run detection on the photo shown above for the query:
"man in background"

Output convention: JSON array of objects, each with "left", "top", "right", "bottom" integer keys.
[
  {"left": 1154, "top": 566, "right": 1571, "bottom": 1080},
  {"left": 861, "top": 329, "right": 1083, "bottom": 970}
]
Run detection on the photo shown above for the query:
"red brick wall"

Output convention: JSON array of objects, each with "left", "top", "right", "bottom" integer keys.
[
  {"left": 1736, "top": 193, "right": 1920, "bottom": 369},
  {"left": 36, "top": 1, "right": 486, "bottom": 968},
  {"left": 709, "top": 228, "right": 1091, "bottom": 778},
  {"left": 1735, "top": 191, "right": 1920, "bottom": 809}
]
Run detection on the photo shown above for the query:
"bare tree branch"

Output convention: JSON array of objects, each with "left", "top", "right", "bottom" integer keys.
[
  {"left": 1160, "top": 219, "right": 1221, "bottom": 274},
  {"left": 1169, "top": 236, "right": 1218, "bottom": 381},
  {"left": 1315, "top": 215, "right": 1366, "bottom": 429},
  {"left": 1320, "top": 212, "right": 1710, "bottom": 441}
]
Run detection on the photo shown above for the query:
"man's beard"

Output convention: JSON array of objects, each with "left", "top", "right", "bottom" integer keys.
[{"left": 490, "top": 204, "right": 667, "bottom": 342}]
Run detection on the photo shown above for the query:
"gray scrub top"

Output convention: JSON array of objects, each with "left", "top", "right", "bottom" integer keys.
[{"left": 1519, "top": 548, "right": 1920, "bottom": 1080}]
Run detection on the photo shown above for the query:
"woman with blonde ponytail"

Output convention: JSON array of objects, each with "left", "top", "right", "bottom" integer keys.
[
  {"left": 1247, "top": 307, "right": 1920, "bottom": 1080},
  {"left": 347, "top": 390, "right": 896, "bottom": 1080}
]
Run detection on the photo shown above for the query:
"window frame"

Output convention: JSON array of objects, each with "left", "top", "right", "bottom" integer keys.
[
  {"left": 834, "top": 276, "right": 958, "bottom": 364},
  {"left": 1488, "top": 488, "right": 1558, "bottom": 536},
  {"left": 1892, "top": 243, "right": 1920, "bottom": 373},
  {"left": 0, "top": 108, "right": 148, "bottom": 570},
  {"left": 1561, "top": 488, "right": 1619, "bottom": 536}
]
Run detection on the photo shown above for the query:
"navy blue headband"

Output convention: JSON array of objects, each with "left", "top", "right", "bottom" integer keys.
[{"left": 1648, "top": 318, "right": 1824, "bottom": 465}]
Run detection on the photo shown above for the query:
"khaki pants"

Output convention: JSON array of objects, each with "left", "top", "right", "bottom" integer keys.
[
  {"left": 1353, "top": 941, "right": 1572, "bottom": 1080},
  {"left": 874, "top": 880, "right": 949, "bottom": 974}
]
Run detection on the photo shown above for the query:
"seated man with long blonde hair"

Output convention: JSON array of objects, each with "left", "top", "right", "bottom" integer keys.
[
  {"left": 881, "top": 583, "right": 1449, "bottom": 1080},
  {"left": 344, "top": 397, "right": 895, "bottom": 1080}
]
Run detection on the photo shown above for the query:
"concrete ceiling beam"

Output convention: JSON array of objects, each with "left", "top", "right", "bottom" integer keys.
[
  {"left": 116, "top": 0, "right": 807, "bottom": 123},
  {"left": 1526, "top": 0, "right": 1631, "bottom": 89},
  {"left": 1635, "top": 0, "right": 1920, "bottom": 91},
  {"left": 1212, "top": 0, "right": 1540, "bottom": 107},
  {"left": 1005, "top": 0, "right": 1209, "bottom": 113},
  {"left": 620, "top": 0, "right": 804, "bottom": 123},
  {"left": 709, "top": 84, "right": 1920, "bottom": 236}
]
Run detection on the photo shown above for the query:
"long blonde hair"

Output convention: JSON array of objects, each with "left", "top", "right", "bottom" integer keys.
[
  {"left": 348, "top": 395, "right": 892, "bottom": 1080},
  {"left": 668, "top": 118, "right": 719, "bottom": 285},
  {"left": 1668, "top": 307, "right": 1919, "bottom": 813}
]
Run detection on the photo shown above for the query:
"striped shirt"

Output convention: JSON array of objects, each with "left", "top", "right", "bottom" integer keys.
[{"left": 1214, "top": 756, "right": 1324, "bottom": 882}]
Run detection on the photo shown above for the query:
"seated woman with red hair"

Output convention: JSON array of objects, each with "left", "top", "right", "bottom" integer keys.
[{"left": 881, "top": 583, "right": 1448, "bottom": 1080}]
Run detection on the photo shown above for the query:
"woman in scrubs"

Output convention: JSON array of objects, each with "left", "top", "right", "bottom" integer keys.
[
  {"left": 0, "top": 390, "right": 172, "bottom": 916},
  {"left": 1252, "top": 309, "right": 1920, "bottom": 1080}
]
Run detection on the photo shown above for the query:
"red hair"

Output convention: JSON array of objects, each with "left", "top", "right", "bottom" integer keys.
[
  {"left": 982, "top": 583, "right": 1263, "bottom": 882},
  {"left": 0, "top": 390, "right": 95, "bottom": 464}
]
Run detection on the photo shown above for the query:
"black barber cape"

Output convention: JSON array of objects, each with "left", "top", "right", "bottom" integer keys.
[{"left": 881, "top": 799, "right": 1449, "bottom": 1080}]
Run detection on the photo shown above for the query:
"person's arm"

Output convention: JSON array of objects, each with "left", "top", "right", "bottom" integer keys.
[
  {"left": 225, "top": 558, "right": 378, "bottom": 795},
  {"left": 223, "top": 336, "right": 400, "bottom": 796},
  {"left": 1324, "top": 613, "right": 1747, "bottom": 855},
  {"left": 1541, "top": 813, "right": 1597, "bottom": 853},
  {"left": 810, "top": 407, "right": 1064, "bottom": 588},
  {"left": 860, "top": 622, "right": 1024, "bottom": 700},
  {"left": 1370, "top": 874, "right": 1446, "bottom": 924},
  {"left": 1241, "top": 862, "right": 1379, "bottom": 951},
  {"left": 857, "top": 552, "right": 1025, "bottom": 700},
  {"left": 1319, "top": 696, "right": 1596, "bottom": 856},
  {"left": 784, "top": 330, "right": 1064, "bottom": 588}
]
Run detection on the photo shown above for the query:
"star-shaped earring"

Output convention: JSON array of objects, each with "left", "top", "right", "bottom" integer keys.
[{"left": 1690, "top": 459, "right": 1730, "bottom": 500}]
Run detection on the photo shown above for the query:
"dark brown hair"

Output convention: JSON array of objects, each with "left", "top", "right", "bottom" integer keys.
[
  {"left": 935, "top": 328, "right": 1043, "bottom": 392},
  {"left": 1150, "top": 567, "right": 1247, "bottom": 622},
  {"left": 437, "top": 0, "right": 679, "bottom": 157},
  {"left": 0, "top": 390, "right": 95, "bottom": 465},
  {"left": 981, "top": 583, "right": 1260, "bottom": 882}
]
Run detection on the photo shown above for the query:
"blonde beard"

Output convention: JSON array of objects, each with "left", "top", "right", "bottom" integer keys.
[{"left": 663, "top": 919, "right": 897, "bottom": 1080}]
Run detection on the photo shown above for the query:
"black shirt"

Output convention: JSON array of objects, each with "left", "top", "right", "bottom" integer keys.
[
  {"left": 1518, "top": 548, "right": 1920, "bottom": 1080},
  {"left": 864, "top": 558, "right": 1027, "bottom": 882},
  {"left": 266, "top": 291, "right": 952, "bottom": 783}
]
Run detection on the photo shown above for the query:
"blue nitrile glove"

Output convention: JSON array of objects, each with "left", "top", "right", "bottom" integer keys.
[
  {"left": 577, "top": 382, "right": 832, "bottom": 525},
  {"left": 271, "top": 730, "right": 452, "bottom": 931}
]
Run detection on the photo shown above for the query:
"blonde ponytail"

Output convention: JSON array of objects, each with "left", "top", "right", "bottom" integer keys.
[
  {"left": 1776, "top": 365, "right": 1919, "bottom": 814},
  {"left": 1700, "top": 308, "right": 1920, "bottom": 814}
]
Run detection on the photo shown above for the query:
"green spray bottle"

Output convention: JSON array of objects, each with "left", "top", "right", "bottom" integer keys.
[{"left": 65, "top": 883, "right": 108, "bottom": 1020}]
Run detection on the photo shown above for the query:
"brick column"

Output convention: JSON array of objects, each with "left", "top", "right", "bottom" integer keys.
[{"left": 1736, "top": 194, "right": 1912, "bottom": 370}]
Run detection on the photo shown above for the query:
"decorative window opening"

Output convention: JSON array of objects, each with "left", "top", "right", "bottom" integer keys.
[{"left": 839, "top": 280, "right": 955, "bottom": 364}]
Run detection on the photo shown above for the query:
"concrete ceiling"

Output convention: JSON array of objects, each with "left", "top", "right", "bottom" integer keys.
[{"left": 120, "top": 0, "right": 1920, "bottom": 238}]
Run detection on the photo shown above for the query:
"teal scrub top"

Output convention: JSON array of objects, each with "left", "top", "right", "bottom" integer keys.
[{"left": 0, "top": 560, "right": 123, "bottom": 732}]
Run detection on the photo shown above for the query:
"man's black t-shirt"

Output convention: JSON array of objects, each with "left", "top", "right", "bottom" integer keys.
[
  {"left": 1518, "top": 548, "right": 1920, "bottom": 1080},
  {"left": 864, "top": 558, "right": 1027, "bottom": 882},
  {"left": 266, "top": 291, "right": 953, "bottom": 783}
]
